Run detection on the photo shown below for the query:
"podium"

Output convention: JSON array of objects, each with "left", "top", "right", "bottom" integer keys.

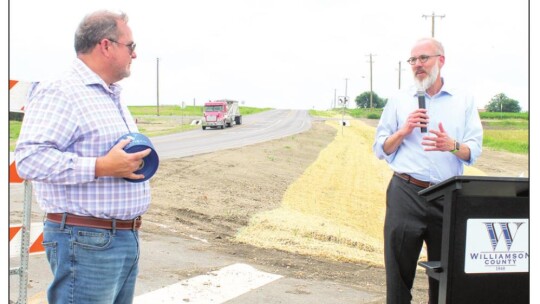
[{"left": 418, "top": 176, "right": 529, "bottom": 304}]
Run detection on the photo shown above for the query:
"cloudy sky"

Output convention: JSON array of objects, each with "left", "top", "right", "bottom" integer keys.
[{"left": 8, "top": 0, "right": 529, "bottom": 111}]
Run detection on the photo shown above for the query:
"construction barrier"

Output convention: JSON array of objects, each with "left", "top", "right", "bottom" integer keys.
[
  {"left": 10, "top": 152, "right": 24, "bottom": 184},
  {"left": 10, "top": 223, "right": 45, "bottom": 258},
  {"left": 10, "top": 79, "right": 33, "bottom": 304},
  {"left": 9, "top": 79, "right": 31, "bottom": 112}
]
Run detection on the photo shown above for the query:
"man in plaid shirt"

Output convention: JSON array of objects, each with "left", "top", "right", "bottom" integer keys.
[{"left": 15, "top": 10, "right": 152, "bottom": 304}]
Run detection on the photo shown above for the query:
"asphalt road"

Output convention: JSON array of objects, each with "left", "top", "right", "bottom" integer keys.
[
  {"left": 9, "top": 110, "right": 383, "bottom": 303},
  {"left": 153, "top": 109, "right": 312, "bottom": 159}
]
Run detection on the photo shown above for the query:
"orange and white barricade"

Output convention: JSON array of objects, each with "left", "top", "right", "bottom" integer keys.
[
  {"left": 10, "top": 79, "right": 39, "bottom": 304},
  {"left": 9, "top": 79, "right": 32, "bottom": 113},
  {"left": 10, "top": 152, "right": 43, "bottom": 259},
  {"left": 10, "top": 223, "right": 45, "bottom": 258}
]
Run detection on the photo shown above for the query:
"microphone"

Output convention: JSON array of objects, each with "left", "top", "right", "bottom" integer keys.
[{"left": 417, "top": 90, "right": 427, "bottom": 133}]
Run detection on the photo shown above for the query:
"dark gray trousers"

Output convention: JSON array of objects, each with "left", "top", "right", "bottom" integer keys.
[{"left": 384, "top": 175, "right": 444, "bottom": 304}]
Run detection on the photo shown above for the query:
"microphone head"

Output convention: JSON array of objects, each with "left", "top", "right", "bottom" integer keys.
[{"left": 417, "top": 90, "right": 425, "bottom": 97}]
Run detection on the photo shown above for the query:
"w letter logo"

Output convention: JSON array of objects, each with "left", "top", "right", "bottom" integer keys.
[{"left": 484, "top": 222, "right": 525, "bottom": 251}]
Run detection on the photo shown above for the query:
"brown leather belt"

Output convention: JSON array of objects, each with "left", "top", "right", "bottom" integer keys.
[
  {"left": 394, "top": 172, "right": 433, "bottom": 189},
  {"left": 46, "top": 213, "right": 142, "bottom": 230}
]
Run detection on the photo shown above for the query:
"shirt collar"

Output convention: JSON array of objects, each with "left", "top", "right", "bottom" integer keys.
[{"left": 72, "top": 58, "right": 122, "bottom": 96}]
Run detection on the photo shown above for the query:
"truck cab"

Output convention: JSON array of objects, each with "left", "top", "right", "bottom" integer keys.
[{"left": 202, "top": 99, "right": 242, "bottom": 130}]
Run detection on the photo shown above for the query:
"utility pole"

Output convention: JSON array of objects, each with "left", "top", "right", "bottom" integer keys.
[
  {"left": 397, "top": 61, "right": 405, "bottom": 90},
  {"left": 344, "top": 78, "right": 348, "bottom": 101},
  {"left": 181, "top": 101, "right": 184, "bottom": 127},
  {"left": 366, "top": 54, "right": 376, "bottom": 108},
  {"left": 156, "top": 57, "right": 160, "bottom": 116},
  {"left": 342, "top": 78, "right": 348, "bottom": 133},
  {"left": 422, "top": 12, "right": 445, "bottom": 37}
]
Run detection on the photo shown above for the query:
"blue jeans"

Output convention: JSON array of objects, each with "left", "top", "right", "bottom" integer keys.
[{"left": 43, "top": 219, "right": 140, "bottom": 304}]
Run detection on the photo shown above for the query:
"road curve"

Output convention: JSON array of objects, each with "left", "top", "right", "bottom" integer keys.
[{"left": 151, "top": 109, "right": 312, "bottom": 159}]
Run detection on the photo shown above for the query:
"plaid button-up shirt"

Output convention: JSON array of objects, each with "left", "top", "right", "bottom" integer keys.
[{"left": 15, "top": 59, "right": 150, "bottom": 220}]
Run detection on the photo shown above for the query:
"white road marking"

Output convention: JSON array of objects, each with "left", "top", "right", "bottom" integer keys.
[{"left": 134, "top": 263, "right": 282, "bottom": 304}]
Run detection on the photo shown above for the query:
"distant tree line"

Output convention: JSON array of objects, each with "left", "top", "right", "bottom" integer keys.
[
  {"left": 484, "top": 93, "right": 521, "bottom": 113},
  {"left": 354, "top": 91, "right": 387, "bottom": 109},
  {"left": 352, "top": 91, "right": 522, "bottom": 113}
]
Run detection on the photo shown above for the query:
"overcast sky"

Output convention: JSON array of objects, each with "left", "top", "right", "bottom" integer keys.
[{"left": 8, "top": 0, "right": 529, "bottom": 111}]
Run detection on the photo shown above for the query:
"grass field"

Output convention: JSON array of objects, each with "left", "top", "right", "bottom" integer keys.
[
  {"left": 9, "top": 108, "right": 528, "bottom": 154},
  {"left": 481, "top": 119, "right": 528, "bottom": 154},
  {"left": 128, "top": 105, "right": 272, "bottom": 116},
  {"left": 339, "top": 108, "right": 529, "bottom": 155}
]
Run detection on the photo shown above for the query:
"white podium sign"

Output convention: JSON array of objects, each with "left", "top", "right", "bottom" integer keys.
[{"left": 464, "top": 218, "right": 529, "bottom": 274}]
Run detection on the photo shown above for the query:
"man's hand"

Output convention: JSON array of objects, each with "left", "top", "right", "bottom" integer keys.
[
  {"left": 383, "top": 108, "right": 430, "bottom": 155},
  {"left": 95, "top": 138, "right": 152, "bottom": 179},
  {"left": 422, "top": 122, "right": 454, "bottom": 152},
  {"left": 403, "top": 108, "right": 429, "bottom": 135}
]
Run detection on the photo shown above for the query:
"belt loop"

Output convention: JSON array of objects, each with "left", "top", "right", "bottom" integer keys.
[
  {"left": 60, "top": 213, "right": 67, "bottom": 230},
  {"left": 132, "top": 217, "right": 137, "bottom": 231},
  {"left": 112, "top": 219, "right": 117, "bottom": 235}
]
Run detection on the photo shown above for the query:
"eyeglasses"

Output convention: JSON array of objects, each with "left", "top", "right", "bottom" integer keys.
[
  {"left": 406, "top": 54, "right": 441, "bottom": 65},
  {"left": 108, "top": 38, "right": 136, "bottom": 54}
]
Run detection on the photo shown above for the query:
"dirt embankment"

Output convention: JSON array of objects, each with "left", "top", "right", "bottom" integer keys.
[{"left": 142, "top": 117, "right": 528, "bottom": 303}]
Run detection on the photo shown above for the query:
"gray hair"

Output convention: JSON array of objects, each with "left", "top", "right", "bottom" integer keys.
[
  {"left": 74, "top": 10, "right": 128, "bottom": 54},
  {"left": 415, "top": 37, "right": 445, "bottom": 55}
]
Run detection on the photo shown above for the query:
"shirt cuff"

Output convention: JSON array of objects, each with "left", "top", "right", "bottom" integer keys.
[{"left": 78, "top": 157, "right": 98, "bottom": 182}]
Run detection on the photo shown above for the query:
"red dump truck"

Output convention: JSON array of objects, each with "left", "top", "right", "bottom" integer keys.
[{"left": 201, "top": 99, "right": 242, "bottom": 130}]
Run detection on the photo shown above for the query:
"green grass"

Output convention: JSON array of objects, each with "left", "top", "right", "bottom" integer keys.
[
  {"left": 484, "top": 129, "right": 529, "bottom": 154},
  {"left": 480, "top": 112, "right": 529, "bottom": 120},
  {"left": 134, "top": 116, "right": 200, "bottom": 137},
  {"left": 483, "top": 129, "right": 528, "bottom": 154},
  {"left": 344, "top": 108, "right": 529, "bottom": 154},
  {"left": 309, "top": 108, "right": 384, "bottom": 119},
  {"left": 9, "top": 120, "right": 22, "bottom": 151},
  {"left": 8, "top": 108, "right": 529, "bottom": 154},
  {"left": 128, "top": 105, "right": 272, "bottom": 116},
  {"left": 346, "top": 108, "right": 383, "bottom": 119},
  {"left": 308, "top": 108, "right": 529, "bottom": 154},
  {"left": 128, "top": 105, "right": 203, "bottom": 116},
  {"left": 482, "top": 119, "right": 528, "bottom": 129},
  {"left": 346, "top": 108, "right": 529, "bottom": 154},
  {"left": 239, "top": 106, "right": 273, "bottom": 115},
  {"left": 479, "top": 114, "right": 528, "bottom": 154},
  {"left": 309, "top": 109, "right": 342, "bottom": 117}
]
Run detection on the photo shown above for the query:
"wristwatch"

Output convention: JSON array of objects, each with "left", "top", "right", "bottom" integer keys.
[{"left": 451, "top": 140, "right": 460, "bottom": 153}]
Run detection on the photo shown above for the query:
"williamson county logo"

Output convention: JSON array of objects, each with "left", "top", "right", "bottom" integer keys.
[{"left": 464, "top": 219, "right": 529, "bottom": 274}]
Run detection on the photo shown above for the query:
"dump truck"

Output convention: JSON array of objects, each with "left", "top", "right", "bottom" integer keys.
[{"left": 201, "top": 99, "right": 242, "bottom": 130}]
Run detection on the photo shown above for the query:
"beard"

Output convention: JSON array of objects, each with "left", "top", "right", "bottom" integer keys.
[{"left": 414, "top": 61, "right": 439, "bottom": 91}]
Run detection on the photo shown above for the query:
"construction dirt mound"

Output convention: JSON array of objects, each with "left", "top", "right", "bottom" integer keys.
[{"left": 143, "top": 118, "right": 528, "bottom": 303}]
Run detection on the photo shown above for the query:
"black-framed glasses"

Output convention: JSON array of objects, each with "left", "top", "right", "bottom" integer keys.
[
  {"left": 406, "top": 54, "right": 440, "bottom": 65},
  {"left": 108, "top": 38, "right": 136, "bottom": 54}
]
